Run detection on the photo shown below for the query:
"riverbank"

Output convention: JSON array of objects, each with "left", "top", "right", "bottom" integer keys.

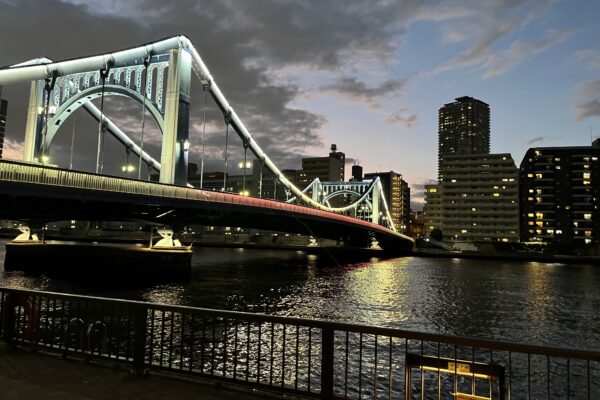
[{"left": 414, "top": 248, "right": 600, "bottom": 265}]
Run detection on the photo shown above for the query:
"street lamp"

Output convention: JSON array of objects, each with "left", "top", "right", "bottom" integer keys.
[{"left": 122, "top": 164, "right": 136, "bottom": 177}]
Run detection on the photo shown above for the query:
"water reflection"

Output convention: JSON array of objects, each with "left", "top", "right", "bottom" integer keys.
[{"left": 1, "top": 240, "right": 599, "bottom": 350}]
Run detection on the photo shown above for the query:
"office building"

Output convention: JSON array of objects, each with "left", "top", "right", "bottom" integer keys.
[
  {"left": 364, "top": 171, "right": 410, "bottom": 232},
  {"left": 520, "top": 145, "right": 600, "bottom": 247},
  {"left": 299, "top": 144, "right": 345, "bottom": 186},
  {"left": 401, "top": 180, "right": 411, "bottom": 231},
  {"left": 438, "top": 96, "right": 490, "bottom": 180}
]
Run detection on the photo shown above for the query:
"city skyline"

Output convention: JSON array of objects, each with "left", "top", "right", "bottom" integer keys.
[{"left": 0, "top": 0, "right": 599, "bottom": 211}]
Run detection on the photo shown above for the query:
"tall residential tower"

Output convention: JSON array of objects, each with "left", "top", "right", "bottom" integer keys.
[{"left": 438, "top": 96, "right": 490, "bottom": 180}]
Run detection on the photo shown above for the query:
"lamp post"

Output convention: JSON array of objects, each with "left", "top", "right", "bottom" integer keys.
[{"left": 122, "top": 164, "right": 135, "bottom": 177}]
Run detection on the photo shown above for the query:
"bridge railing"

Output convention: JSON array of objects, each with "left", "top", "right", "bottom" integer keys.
[
  {"left": 0, "top": 159, "right": 408, "bottom": 238},
  {"left": 1, "top": 287, "right": 599, "bottom": 399}
]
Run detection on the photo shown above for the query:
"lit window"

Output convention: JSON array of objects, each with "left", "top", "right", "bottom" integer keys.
[
  {"left": 493, "top": 193, "right": 500, "bottom": 197},
  {"left": 527, "top": 213, "right": 534, "bottom": 217},
  {"left": 527, "top": 174, "right": 533, "bottom": 178},
  {"left": 536, "top": 213, "right": 544, "bottom": 219},
  {"left": 584, "top": 213, "right": 592, "bottom": 220},
  {"left": 461, "top": 229, "right": 468, "bottom": 233},
  {"left": 472, "top": 208, "right": 477, "bottom": 211},
  {"left": 535, "top": 173, "right": 543, "bottom": 179},
  {"left": 583, "top": 172, "right": 591, "bottom": 179}
]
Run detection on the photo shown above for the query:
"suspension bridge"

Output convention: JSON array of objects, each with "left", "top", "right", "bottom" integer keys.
[{"left": 0, "top": 35, "right": 413, "bottom": 253}]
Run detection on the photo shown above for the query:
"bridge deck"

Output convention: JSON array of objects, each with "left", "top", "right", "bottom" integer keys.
[{"left": 0, "top": 349, "right": 270, "bottom": 400}]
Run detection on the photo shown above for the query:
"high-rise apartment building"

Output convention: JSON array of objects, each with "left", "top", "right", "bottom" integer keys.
[
  {"left": 438, "top": 96, "right": 490, "bottom": 180},
  {"left": 440, "top": 154, "right": 519, "bottom": 242},
  {"left": 520, "top": 145, "right": 600, "bottom": 247},
  {"left": 0, "top": 98, "right": 7, "bottom": 158}
]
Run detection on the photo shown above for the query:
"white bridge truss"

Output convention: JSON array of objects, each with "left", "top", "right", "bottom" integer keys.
[
  {"left": 287, "top": 177, "right": 396, "bottom": 231},
  {"left": 0, "top": 35, "right": 400, "bottom": 232}
]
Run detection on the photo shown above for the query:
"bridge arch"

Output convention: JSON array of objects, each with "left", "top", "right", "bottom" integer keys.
[
  {"left": 322, "top": 189, "right": 371, "bottom": 206},
  {"left": 44, "top": 85, "right": 165, "bottom": 150}
]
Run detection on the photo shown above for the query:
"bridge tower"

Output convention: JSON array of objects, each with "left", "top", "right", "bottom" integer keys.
[{"left": 22, "top": 48, "right": 192, "bottom": 186}]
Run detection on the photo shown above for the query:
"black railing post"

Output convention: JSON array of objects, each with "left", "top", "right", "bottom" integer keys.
[
  {"left": 321, "top": 328, "right": 334, "bottom": 399},
  {"left": 1, "top": 292, "right": 16, "bottom": 348},
  {"left": 133, "top": 305, "right": 148, "bottom": 375}
]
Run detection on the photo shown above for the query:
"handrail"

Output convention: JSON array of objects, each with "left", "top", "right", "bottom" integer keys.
[
  {"left": 1, "top": 287, "right": 599, "bottom": 399},
  {"left": 0, "top": 159, "right": 413, "bottom": 241},
  {"left": 1, "top": 286, "right": 598, "bottom": 362}
]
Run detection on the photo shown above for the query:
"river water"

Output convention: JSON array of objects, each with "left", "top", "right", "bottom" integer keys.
[{"left": 1, "top": 240, "right": 599, "bottom": 350}]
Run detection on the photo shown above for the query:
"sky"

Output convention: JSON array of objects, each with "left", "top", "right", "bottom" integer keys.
[{"left": 0, "top": 0, "right": 599, "bottom": 210}]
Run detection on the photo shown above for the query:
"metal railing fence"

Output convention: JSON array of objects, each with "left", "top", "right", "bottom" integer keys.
[
  {"left": 1, "top": 287, "right": 599, "bottom": 399},
  {"left": 0, "top": 159, "right": 399, "bottom": 235}
]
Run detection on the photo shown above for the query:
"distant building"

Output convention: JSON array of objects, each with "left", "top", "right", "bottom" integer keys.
[
  {"left": 299, "top": 144, "right": 345, "bottom": 187},
  {"left": 520, "top": 145, "right": 600, "bottom": 247},
  {"left": 401, "top": 180, "right": 411, "bottom": 231},
  {"left": 409, "top": 211, "right": 426, "bottom": 239},
  {"left": 0, "top": 98, "right": 7, "bottom": 158},
  {"left": 351, "top": 164, "right": 363, "bottom": 181},
  {"left": 364, "top": 171, "right": 410, "bottom": 232},
  {"left": 438, "top": 96, "right": 490, "bottom": 180}
]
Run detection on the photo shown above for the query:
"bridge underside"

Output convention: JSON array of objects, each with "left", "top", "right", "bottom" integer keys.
[{"left": 0, "top": 180, "right": 413, "bottom": 256}]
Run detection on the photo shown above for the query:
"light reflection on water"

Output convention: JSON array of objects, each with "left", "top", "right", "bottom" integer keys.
[{"left": 1, "top": 240, "right": 599, "bottom": 350}]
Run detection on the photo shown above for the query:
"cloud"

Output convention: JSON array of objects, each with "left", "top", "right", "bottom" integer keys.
[
  {"left": 526, "top": 136, "right": 545, "bottom": 145},
  {"left": 409, "top": 178, "right": 437, "bottom": 211},
  {"left": 384, "top": 108, "right": 417, "bottom": 128},
  {"left": 433, "top": 0, "right": 558, "bottom": 77},
  {"left": 482, "top": 30, "right": 571, "bottom": 78},
  {"left": 575, "top": 80, "right": 600, "bottom": 121},
  {"left": 320, "top": 77, "right": 408, "bottom": 108},
  {"left": 1, "top": 138, "right": 24, "bottom": 159},
  {"left": 575, "top": 49, "right": 600, "bottom": 70},
  {"left": 0, "top": 0, "right": 335, "bottom": 170}
]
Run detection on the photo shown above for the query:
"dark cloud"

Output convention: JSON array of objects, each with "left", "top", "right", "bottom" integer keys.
[
  {"left": 526, "top": 136, "right": 545, "bottom": 145},
  {"left": 320, "top": 77, "right": 408, "bottom": 107},
  {"left": 385, "top": 108, "right": 417, "bottom": 127},
  {"left": 0, "top": 0, "right": 440, "bottom": 171}
]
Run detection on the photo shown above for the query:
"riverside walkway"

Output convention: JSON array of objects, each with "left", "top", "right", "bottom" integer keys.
[{"left": 0, "top": 350, "right": 266, "bottom": 400}]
